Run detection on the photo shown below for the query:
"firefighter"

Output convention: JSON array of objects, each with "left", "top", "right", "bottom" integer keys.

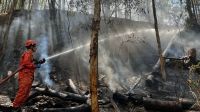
[
  {"left": 12, "top": 39, "right": 45, "bottom": 109},
  {"left": 183, "top": 48, "right": 197, "bottom": 69}
]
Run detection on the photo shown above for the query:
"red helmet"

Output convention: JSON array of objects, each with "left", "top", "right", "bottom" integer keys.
[{"left": 25, "top": 39, "right": 36, "bottom": 47}]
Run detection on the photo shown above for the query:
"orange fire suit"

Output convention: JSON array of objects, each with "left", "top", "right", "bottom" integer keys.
[{"left": 13, "top": 50, "right": 36, "bottom": 108}]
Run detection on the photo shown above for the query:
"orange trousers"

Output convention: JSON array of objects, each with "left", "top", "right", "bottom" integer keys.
[{"left": 13, "top": 72, "right": 33, "bottom": 108}]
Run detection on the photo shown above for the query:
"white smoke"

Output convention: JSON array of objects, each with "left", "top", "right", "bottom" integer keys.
[
  {"left": 161, "top": 30, "right": 200, "bottom": 58},
  {"left": 37, "top": 36, "right": 53, "bottom": 86},
  {"left": 97, "top": 27, "right": 183, "bottom": 92}
]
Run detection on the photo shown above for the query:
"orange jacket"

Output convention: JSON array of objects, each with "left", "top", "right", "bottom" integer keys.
[{"left": 18, "top": 50, "right": 36, "bottom": 79}]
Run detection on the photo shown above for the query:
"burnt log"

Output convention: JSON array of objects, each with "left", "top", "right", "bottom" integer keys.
[
  {"left": 113, "top": 92, "right": 195, "bottom": 112},
  {"left": 162, "top": 97, "right": 195, "bottom": 110},
  {"left": 43, "top": 104, "right": 91, "bottom": 112},
  {"left": 113, "top": 92, "right": 129, "bottom": 105},
  {"left": 113, "top": 92, "right": 143, "bottom": 105},
  {"left": 143, "top": 97, "right": 182, "bottom": 112},
  {"left": 28, "top": 87, "right": 88, "bottom": 103},
  {"left": 143, "top": 97, "right": 194, "bottom": 111}
]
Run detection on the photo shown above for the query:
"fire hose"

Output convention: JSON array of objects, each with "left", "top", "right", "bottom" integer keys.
[
  {"left": 0, "top": 58, "right": 45, "bottom": 85},
  {"left": 0, "top": 67, "right": 24, "bottom": 85}
]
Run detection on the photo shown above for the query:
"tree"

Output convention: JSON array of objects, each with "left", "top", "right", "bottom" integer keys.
[
  {"left": 89, "top": 0, "right": 101, "bottom": 111},
  {"left": 152, "top": 0, "right": 166, "bottom": 81},
  {"left": 0, "top": 0, "right": 18, "bottom": 61},
  {"left": 185, "top": 0, "right": 200, "bottom": 30}
]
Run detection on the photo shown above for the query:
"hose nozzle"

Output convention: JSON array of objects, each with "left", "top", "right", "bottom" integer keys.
[{"left": 39, "top": 58, "right": 46, "bottom": 64}]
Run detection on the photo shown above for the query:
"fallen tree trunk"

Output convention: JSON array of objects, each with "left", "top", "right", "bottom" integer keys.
[
  {"left": 113, "top": 92, "right": 144, "bottom": 105},
  {"left": 143, "top": 97, "right": 194, "bottom": 111},
  {"left": 113, "top": 92, "right": 195, "bottom": 112},
  {"left": 28, "top": 87, "right": 88, "bottom": 103},
  {"left": 43, "top": 104, "right": 91, "bottom": 112},
  {"left": 113, "top": 92, "right": 129, "bottom": 105},
  {"left": 143, "top": 97, "right": 182, "bottom": 112},
  {"left": 162, "top": 97, "right": 195, "bottom": 110}
]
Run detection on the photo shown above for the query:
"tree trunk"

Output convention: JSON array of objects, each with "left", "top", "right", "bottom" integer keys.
[
  {"left": 114, "top": 0, "right": 117, "bottom": 18},
  {"left": 104, "top": 0, "right": 110, "bottom": 17},
  {"left": 186, "top": 0, "right": 198, "bottom": 28},
  {"left": 113, "top": 92, "right": 195, "bottom": 111},
  {"left": 186, "top": 0, "right": 193, "bottom": 20},
  {"left": 48, "top": 0, "right": 64, "bottom": 50},
  {"left": 20, "top": 0, "right": 25, "bottom": 9},
  {"left": 89, "top": 0, "right": 101, "bottom": 111},
  {"left": 191, "top": 0, "right": 198, "bottom": 23},
  {"left": 4, "top": 0, "right": 8, "bottom": 13},
  {"left": 28, "top": 0, "right": 32, "bottom": 39},
  {"left": 124, "top": 0, "right": 128, "bottom": 19},
  {"left": 152, "top": 0, "right": 166, "bottom": 81},
  {"left": 0, "top": 0, "right": 18, "bottom": 61}
]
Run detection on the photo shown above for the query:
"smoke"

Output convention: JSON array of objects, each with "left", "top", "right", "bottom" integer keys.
[
  {"left": 99, "top": 47, "right": 123, "bottom": 91},
  {"left": 97, "top": 31, "right": 149, "bottom": 91},
  {"left": 37, "top": 36, "right": 53, "bottom": 86},
  {"left": 162, "top": 30, "right": 200, "bottom": 58},
  {"left": 0, "top": 1, "right": 193, "bottom": 93},
  {"left": 96, "top": 27, "right": 184, "bottom": 92},
  {"left": 153, "top": 29, "right": 200, "bottom": 72}
]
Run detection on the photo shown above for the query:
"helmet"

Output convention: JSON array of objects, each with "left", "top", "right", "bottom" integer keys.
[{"left": 25, "top": 39, "right": 36, "bottom": 47}]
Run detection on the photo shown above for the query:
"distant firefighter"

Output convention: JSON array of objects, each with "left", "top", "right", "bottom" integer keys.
[
  {"left": 164, "top": 48, "right": 198, "bottom": 70},
  {"left": 183, "top": 48, "right": 197, "bottom": 69}
]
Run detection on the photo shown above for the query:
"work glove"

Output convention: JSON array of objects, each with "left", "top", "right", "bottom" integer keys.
[
  {"left": 34, "top": 58, "right": 46, "bottom": 64},
  {"left": 38, "top": 58, "right": 46, "bottom": 64}
]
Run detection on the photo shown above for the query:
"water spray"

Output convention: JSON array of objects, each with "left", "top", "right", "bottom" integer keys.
[
  {"left": 46, "top": 28, "right": 181, "bottom": 61},
  {"left": 38, "top": 36, "right": 53, "bottom": 86},
  {"left": 46, "top": 43, "right": 90, "bottom": 60},
  {"left": 46, "top": 31, "right": 137, "bottom": 60}
]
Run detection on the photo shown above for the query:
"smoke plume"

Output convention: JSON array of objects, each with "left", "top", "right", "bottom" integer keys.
[{"left": 37, "top": 36, "right": 53, "bottom": 86}]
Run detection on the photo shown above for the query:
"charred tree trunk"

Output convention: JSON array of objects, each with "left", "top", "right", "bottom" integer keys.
[
  {"left": 113, "top": 92, "right": 195, "bottom": 112},
  {"left": 152, "top": 0, "right": 166, "bottom": 81},
  {"left": 89, "top": 0, "right": 101, "bottom": 111},
  {"left": 28, "top": 87, "right": 88, "bottom": 103}
]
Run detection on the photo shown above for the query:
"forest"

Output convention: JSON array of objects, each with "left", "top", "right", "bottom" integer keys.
[{"left": 0, "top": 0, "right": 200, "bottom": 112}]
